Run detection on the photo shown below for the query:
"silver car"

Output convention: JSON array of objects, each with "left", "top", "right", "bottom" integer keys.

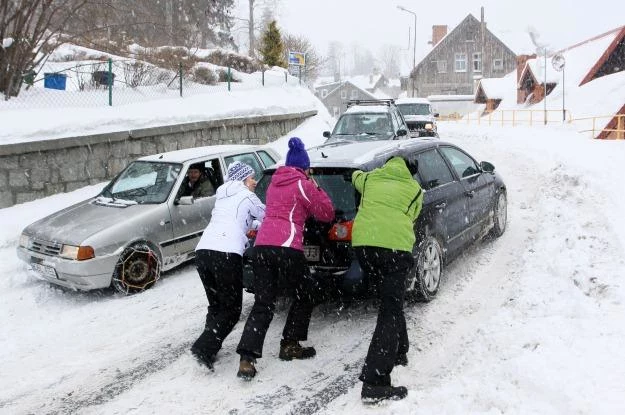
[{"left": 17, "top": 144, "right": 279, "bottom": 294}]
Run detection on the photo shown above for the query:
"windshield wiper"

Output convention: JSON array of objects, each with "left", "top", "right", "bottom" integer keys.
[{"left": 101, "top": 187, "right": 116, "bottom": 202}]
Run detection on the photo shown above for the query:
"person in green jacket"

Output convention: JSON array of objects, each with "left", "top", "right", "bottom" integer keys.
[{"left": 351, "top": 156, "right": 423, "bottom": 404}]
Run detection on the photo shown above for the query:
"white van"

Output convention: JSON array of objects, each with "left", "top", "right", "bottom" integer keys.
[{"left": 395, "top": 97, "right": 439, "bottom": 138}]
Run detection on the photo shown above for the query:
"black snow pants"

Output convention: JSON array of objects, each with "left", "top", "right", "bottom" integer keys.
[
  {"left": 236, "top": 246, "right": 317, "bottom": 359},
  {"left": 192, "top": 249, "right": 243, "bottom": 358},
  {"left": 354, "top": 246, "right": 413, "bottom": 386}
]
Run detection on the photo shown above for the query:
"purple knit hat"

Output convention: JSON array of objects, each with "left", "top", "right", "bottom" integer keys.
[{"left": 285, "top": 137, "right": 310, "bottom": 170}]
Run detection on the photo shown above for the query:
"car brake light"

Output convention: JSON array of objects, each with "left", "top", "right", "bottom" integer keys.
[
  {"left": 246, "top": 229, "right": 258, "bottom": 239},
  {"left": 328, "top": 221, "right": 353, "bottom": 241}
]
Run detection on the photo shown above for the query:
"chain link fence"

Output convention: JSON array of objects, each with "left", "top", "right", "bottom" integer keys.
[{"left": 0, "top": 58, "right": 303, "bottom": 111}]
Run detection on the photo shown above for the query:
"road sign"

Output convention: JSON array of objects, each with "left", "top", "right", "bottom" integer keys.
[{"left": 288, "top": 51, "right": 306, "bottom": 66}]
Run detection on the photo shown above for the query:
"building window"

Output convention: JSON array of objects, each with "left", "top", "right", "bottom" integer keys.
[
  {"left": 455, "top": 53, "right": 467, "bottom": 72},
  {"left": 437, "top": 60, "right": 447, "bottom": 73},
  {"left": 350, "top": 89, "right": 358, "bottom": 99},
  {"left": 333, "top": 107, "right": 340, "bottom": 117},
  {"left": 321, "top": 89, "right": 328, "bottom": 98},
  {"left": 472, "top": 53, "right": 482, "bottom": 72},
  {"left": 493, "top": 59, "right": 504, "bottom": 71},
  {"left": 340, "top": 89, "right": 347, "bottom": 99}
]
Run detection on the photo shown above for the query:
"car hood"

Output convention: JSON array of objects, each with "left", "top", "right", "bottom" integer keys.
[
  {"left": 23, "top": 197, "right": 164, "bottom": 246},
  {"left": 403, "top": 114, "right": 435, "bottom": 123}
]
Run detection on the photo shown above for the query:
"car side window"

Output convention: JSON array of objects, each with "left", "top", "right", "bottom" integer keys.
[
  {"left": 412, "top": 149, "right": 455, "bottom": 190},
  {"left": 257, "top": 150, "right": 277, "bottom": 168},
  {"left": 224, "top": 152, "right": 264, "bottom": 179},
  {"left": 439, "top": 147, "right": 480, "bottom": 179}
]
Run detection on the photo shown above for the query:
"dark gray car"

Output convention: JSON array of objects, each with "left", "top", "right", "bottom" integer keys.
[{"left": 248, "top": 139, "right": 507, "bottom": 302}]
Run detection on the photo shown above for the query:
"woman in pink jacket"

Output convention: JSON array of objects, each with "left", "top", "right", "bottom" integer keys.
[{"left": 236, "top": 137, "right": 335, "bottom": 380}]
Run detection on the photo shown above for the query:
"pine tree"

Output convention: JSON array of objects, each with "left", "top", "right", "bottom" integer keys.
[{"left": 259, "top": 20, "right": 286, "bottom": 68}]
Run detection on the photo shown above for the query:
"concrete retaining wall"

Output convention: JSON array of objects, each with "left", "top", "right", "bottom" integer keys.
[{"left": 0, "top": 110, "right": 316, "bottom": 208}]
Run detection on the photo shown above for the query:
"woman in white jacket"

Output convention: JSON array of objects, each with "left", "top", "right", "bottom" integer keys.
[{"left": 191, "top": 161, "right": 265, "bottom": 369}]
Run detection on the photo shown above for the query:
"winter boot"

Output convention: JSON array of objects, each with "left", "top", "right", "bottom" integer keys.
[
  {"left": 395, "top": 353, "right": 408, "bottom": 367},
  {"left": 237, "top": 358, "right": 257, "bottom": 380},
  {"left": 190, "top": 347, "right": 215, "bottom": 370},
  {"left": 361, "top": 383, "right": 408, "bottom": 404},
  {"left": 279, "top": 339, "right": 316, "bottom": 361}
]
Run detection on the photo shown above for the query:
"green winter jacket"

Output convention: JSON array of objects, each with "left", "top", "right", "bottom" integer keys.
[{"left": 351, "top": 156, "right": 423, "bottom": 253}]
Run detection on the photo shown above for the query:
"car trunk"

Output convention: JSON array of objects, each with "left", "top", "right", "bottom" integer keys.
[{"left": 255, "top": 167, "right": 358, "bottom": 272}]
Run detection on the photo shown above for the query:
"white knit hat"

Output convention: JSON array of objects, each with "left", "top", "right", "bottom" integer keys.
[{"left": 227, "top": 161, "right": 254, "bottom": 182}]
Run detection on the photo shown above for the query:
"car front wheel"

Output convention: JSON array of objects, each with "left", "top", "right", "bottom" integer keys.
[
  {"left": 112, "top": 242, "right": 162, "bottom": 295},
  {"left": 407, "top": 235, "right": 442, "bottom": 302}
]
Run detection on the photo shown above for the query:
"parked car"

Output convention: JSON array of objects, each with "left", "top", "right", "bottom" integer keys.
[
  {"left": 17, "top": 145, "right": 280, "bottom": 294},
  {"left": 395, "top": 97, "right": 439, "bottom": 138},
  {"left": 322, "top": 99, "right": 409, "bottom": 143},
  {"left": 246, "top": 139, "right": 506, "bottom": 302}
]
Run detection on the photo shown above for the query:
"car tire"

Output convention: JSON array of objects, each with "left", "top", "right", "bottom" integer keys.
[
  {"left": 489, "top": 191, "right": 507, "bottom": 238},
  {"left": 112, "top": 242, "right": 162, "bottom": 295},
  {"left": 407, "top": 235, "right": 442, "bottom": 302}
]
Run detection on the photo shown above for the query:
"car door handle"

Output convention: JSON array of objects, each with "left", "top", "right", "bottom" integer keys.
[
  {"left": 465, "top": 190, "right": 475, "bottom": 198},
  {"left": 435, "top": 202, "right": 447, "bottom": 209}
]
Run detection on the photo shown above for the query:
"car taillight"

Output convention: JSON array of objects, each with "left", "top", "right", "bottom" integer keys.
[
  {"left": 246, "top": 229, "right": 258, "bottom": 239},
  {"left": 328, "top": 221, "right": 353, "bottom": 241}
]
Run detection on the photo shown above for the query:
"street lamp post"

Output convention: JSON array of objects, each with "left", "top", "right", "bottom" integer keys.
[{"left": 397, "top": 5, "right": 417, "bottom": 97}]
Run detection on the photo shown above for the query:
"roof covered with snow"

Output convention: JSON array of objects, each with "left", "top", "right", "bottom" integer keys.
[{"left": 139, "top": 144, "right": 258, "bottom": 163}]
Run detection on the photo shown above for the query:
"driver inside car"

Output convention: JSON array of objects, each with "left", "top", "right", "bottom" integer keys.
[{"left": 179, "top": 163, "right": 215, "bottom": 198}]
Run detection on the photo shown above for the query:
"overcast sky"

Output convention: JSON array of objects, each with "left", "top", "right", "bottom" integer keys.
[{"left": 233, "top": 0, "right": 624, "bottom": 67}]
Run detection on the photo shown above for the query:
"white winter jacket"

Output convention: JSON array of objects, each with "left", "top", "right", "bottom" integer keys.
[{"left": 195, "top": 180, "right": 265, "bottom": 255}]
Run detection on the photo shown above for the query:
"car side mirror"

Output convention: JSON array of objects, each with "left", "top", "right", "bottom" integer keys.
[
  {"left": 323, "top": 131, "right": 331, "bottom": 138},
  {"left": 176, "top": 196, "right": 194, "bottom": 205},
  {"left": 480, "top": 161, "right": 495, "bottom": 173},
  {"left": 397, "top": 129, "right": 408, "bottom": 137},
  {"left": 434, "top": 113, "right": 439, "bottom": 118}
]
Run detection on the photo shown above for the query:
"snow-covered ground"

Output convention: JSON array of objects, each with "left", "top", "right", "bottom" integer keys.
[{"left": 1, "top": 99, "right": 625, "bottom": 414}]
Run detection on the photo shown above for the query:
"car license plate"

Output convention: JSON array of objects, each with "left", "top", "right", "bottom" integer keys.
[
  {"left": 303, "top": 245, "right": 320, "bottom": 262},
  {"left": 31, "top": 263, "right": 58, "bottom": 279}
]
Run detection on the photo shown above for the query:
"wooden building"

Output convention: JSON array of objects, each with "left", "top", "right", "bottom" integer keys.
[{"left": 411, "top": 9, "right": 517, "bottom": 97}]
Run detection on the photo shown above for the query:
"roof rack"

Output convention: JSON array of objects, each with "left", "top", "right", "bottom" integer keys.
[{"left": 346, "top": 99, "right": 396, "bottom": 108}]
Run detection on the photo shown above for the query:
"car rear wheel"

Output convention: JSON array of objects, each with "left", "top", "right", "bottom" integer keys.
[
  {"left": 112, "top": 243, "right": 161, "bottom": 295},
  {"left": 407, "top": 236, "right": 442, "bottom": 302},
  {"left": 490, "top": 191, "right": 507, "bottom": 237}
]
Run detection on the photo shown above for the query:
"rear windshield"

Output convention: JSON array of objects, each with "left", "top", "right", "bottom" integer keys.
[{"left": 255, "top": 168, "right": 358, "bottom": 219}]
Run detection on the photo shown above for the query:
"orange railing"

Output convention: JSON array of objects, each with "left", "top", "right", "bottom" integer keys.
[
  {"left": 439, "top": 110, "right": 625, "bottom": 139},
  {"left": 572, "top": 114, "right": 625, "bottom": 139},
  {"left": 443, "top": 109, "right": 572, "bottom": 126}
]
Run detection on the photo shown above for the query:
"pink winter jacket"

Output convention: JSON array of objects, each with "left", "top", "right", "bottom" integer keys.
[{"left": 254, "top": 166, "right": 335, "bottom": 251}]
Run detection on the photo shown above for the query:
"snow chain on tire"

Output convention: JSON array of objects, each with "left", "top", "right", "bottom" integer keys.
[{"left": 112, "top": 243, "right": 161, "bottom": 295}]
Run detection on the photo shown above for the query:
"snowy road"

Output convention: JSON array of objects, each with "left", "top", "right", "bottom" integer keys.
[{"left": 2, "top": 123, "right": 624, "bottom": 414}]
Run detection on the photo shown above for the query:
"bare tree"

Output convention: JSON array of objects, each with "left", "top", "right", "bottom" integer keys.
[
  {"left": 1, "top": 0, "right": 89, "bottom": 99},
  {"left": 378, "top": 44, "right": 401, "bottom": 78},
  {"left": 248, "top": 0, "right": 255, "bottom": 58},
  {"left": 326, "top": 40, "right": 345, "bottom": 78},
  {"left": 235, "top": 0, "right": 280, "bottom": 58}
]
